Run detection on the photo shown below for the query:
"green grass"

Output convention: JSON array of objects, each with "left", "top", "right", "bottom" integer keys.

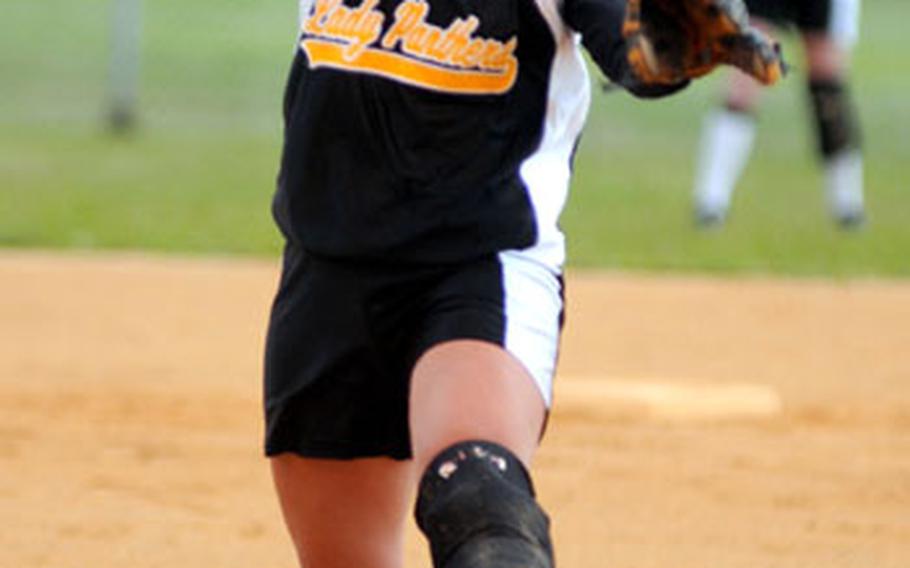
[
  {"left": 2, "top": 0, "right": 908, "bottom": 276},
  {"left": 1, "top": 0, "right": 290, "bottom": 255}
]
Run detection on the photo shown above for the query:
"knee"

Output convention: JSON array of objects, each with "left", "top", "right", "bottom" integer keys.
[{"left": 415, "top": 440, "right": 554, "bottom": 568}]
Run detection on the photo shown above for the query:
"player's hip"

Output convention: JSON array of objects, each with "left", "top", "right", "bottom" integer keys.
[{"left": 262, "top": 244, "right": 565, "bottom": 460}]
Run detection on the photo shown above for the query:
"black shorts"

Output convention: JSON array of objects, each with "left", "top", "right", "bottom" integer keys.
[
  {"left": 263, "top": 244, "right": 564, "bottom": 460},
  {"left": 746, "top": 0, "right": 831, "bottom": 31}
]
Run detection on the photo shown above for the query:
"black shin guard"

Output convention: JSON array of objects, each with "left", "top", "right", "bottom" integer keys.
[
  {"left": 808, "top": 78, "right": 861, "bottom": 159},
  {"left": 415, "top": 441, "right": 554, "bottom": 568}
]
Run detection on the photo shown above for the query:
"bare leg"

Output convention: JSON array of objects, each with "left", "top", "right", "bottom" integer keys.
[
  {"left": 802, "top": 31, "right": 847, "bottom": 81},
  {"left": 692, "top": 66, "right": 760, "bottom": 225},
  {"left": 724, "top": 19, "right": 776, "bottom": 111},
  {"left": 802, "top": 31, "right": 865, "bottom": 226},
  {"left": 691, "top": 22, "right": 772, "bottom": 226},
  {"left": 409, "top": 339, "right": 547, "bottom": 471},
  {"left": 271, "top": 454, "right": 414, "bottom": 568},
  {"left": 272, "top": 339, "right": 549, "bottom": 568},
  {"left": 410, "top": 339, "right": 552, "bottom": 567}
]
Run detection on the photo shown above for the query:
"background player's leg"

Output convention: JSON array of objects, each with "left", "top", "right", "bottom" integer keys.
[
  {"left": 802, "top": 30, "right": 865, "bottom": 227},
  {"left": 691, "top": 20, "right": 771, "bottom": 227},
  {"left": 692, "top": 69, "right": 761, "bottom": 227},
  {"left": 409, "top": 339, "right": 552, "bottom": 567},
  {"left": 271, "top": 455, "right": 414, "bottom": 568}
]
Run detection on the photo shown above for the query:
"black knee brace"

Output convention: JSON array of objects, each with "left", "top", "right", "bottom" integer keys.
[
  {"left": 808, "top": 78, "right": 862, "bottom": 159},
  {"left": 415, "top": 441, "right": 554, "bottom": 568}
]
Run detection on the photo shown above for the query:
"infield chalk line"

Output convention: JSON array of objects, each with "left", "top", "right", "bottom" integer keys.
[{"left": 554, "top": 377, "right": 782, "bottom": 421}]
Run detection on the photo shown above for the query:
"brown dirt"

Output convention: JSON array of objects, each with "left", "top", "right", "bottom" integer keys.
[{"left": 1, "top": 250, "right": 908, "bottom": 567}]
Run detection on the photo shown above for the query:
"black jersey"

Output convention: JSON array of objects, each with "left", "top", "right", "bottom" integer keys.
[{"left": 273, "top": 0, "right": 674, "bottom": 266}]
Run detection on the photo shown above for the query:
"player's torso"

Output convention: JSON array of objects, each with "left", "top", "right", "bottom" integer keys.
[
  {"left": 298, "top": 0, "right": 528, "bottom": 95},
  {"left": 275, "top": 0, "right": 582, "bottom": 264}
]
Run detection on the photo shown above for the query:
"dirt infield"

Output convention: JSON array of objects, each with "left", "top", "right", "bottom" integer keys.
[{"left": 1, "top": 251, "right": 908, "bottom": 567}]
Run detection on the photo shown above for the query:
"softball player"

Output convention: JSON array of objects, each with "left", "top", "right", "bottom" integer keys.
[
  {"left": 693, "top": 0, "right": 865, "bottom": 229},
  {"left": 263, "top": 1, "right": 768, "bottom": 566}
]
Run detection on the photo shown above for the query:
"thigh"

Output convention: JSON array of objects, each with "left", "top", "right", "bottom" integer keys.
[
  {"left": 264, "top": 246, "right": 412, "bottom": 459},
  {"left": 271, "top": 454, "right": 415, "bottom": 568},
  {"left": 407, "top": 251, "right": 563, "bottom": 470},
  {"left": 801, "top": 30, "right": 848, "bottom": 79},
  {"left": 409, "top": 339, "right": 548, "bottom": 471},
  {"left": 800, "top": 0, "right": 860, "bottom": 69}
]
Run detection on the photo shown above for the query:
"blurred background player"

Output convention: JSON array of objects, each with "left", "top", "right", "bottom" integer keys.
[{"left": 692, "top": 0, "right": 865, "bottom": 229}]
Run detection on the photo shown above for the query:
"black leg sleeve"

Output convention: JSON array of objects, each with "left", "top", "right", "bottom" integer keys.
[
  {"left": 415, "top": 440, "right": 554, "bottom": 568},
  {"left": 808, "top": 77, "right": 862, "bottom": 158}
]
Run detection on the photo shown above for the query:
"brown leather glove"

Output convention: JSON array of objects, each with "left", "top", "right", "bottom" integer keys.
[{"left": 623, "top": 0, "right": 785, "bottom": 85}]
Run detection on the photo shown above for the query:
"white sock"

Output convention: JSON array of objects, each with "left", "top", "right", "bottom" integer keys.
[
  {"left": 693, "top": 109, "right": 757, "bottom": 218},
  {"left": 825, "top": 150, "right": 864, "bottom": 219}
]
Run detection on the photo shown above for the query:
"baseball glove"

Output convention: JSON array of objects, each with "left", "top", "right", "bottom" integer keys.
[{"left": 623, "top": 0, "right": 784, "bottom": 86}]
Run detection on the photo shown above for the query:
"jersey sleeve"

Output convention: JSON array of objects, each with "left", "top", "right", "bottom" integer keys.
[{"left": 561, "top": 0, "right": 688, "bottom": 98}]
